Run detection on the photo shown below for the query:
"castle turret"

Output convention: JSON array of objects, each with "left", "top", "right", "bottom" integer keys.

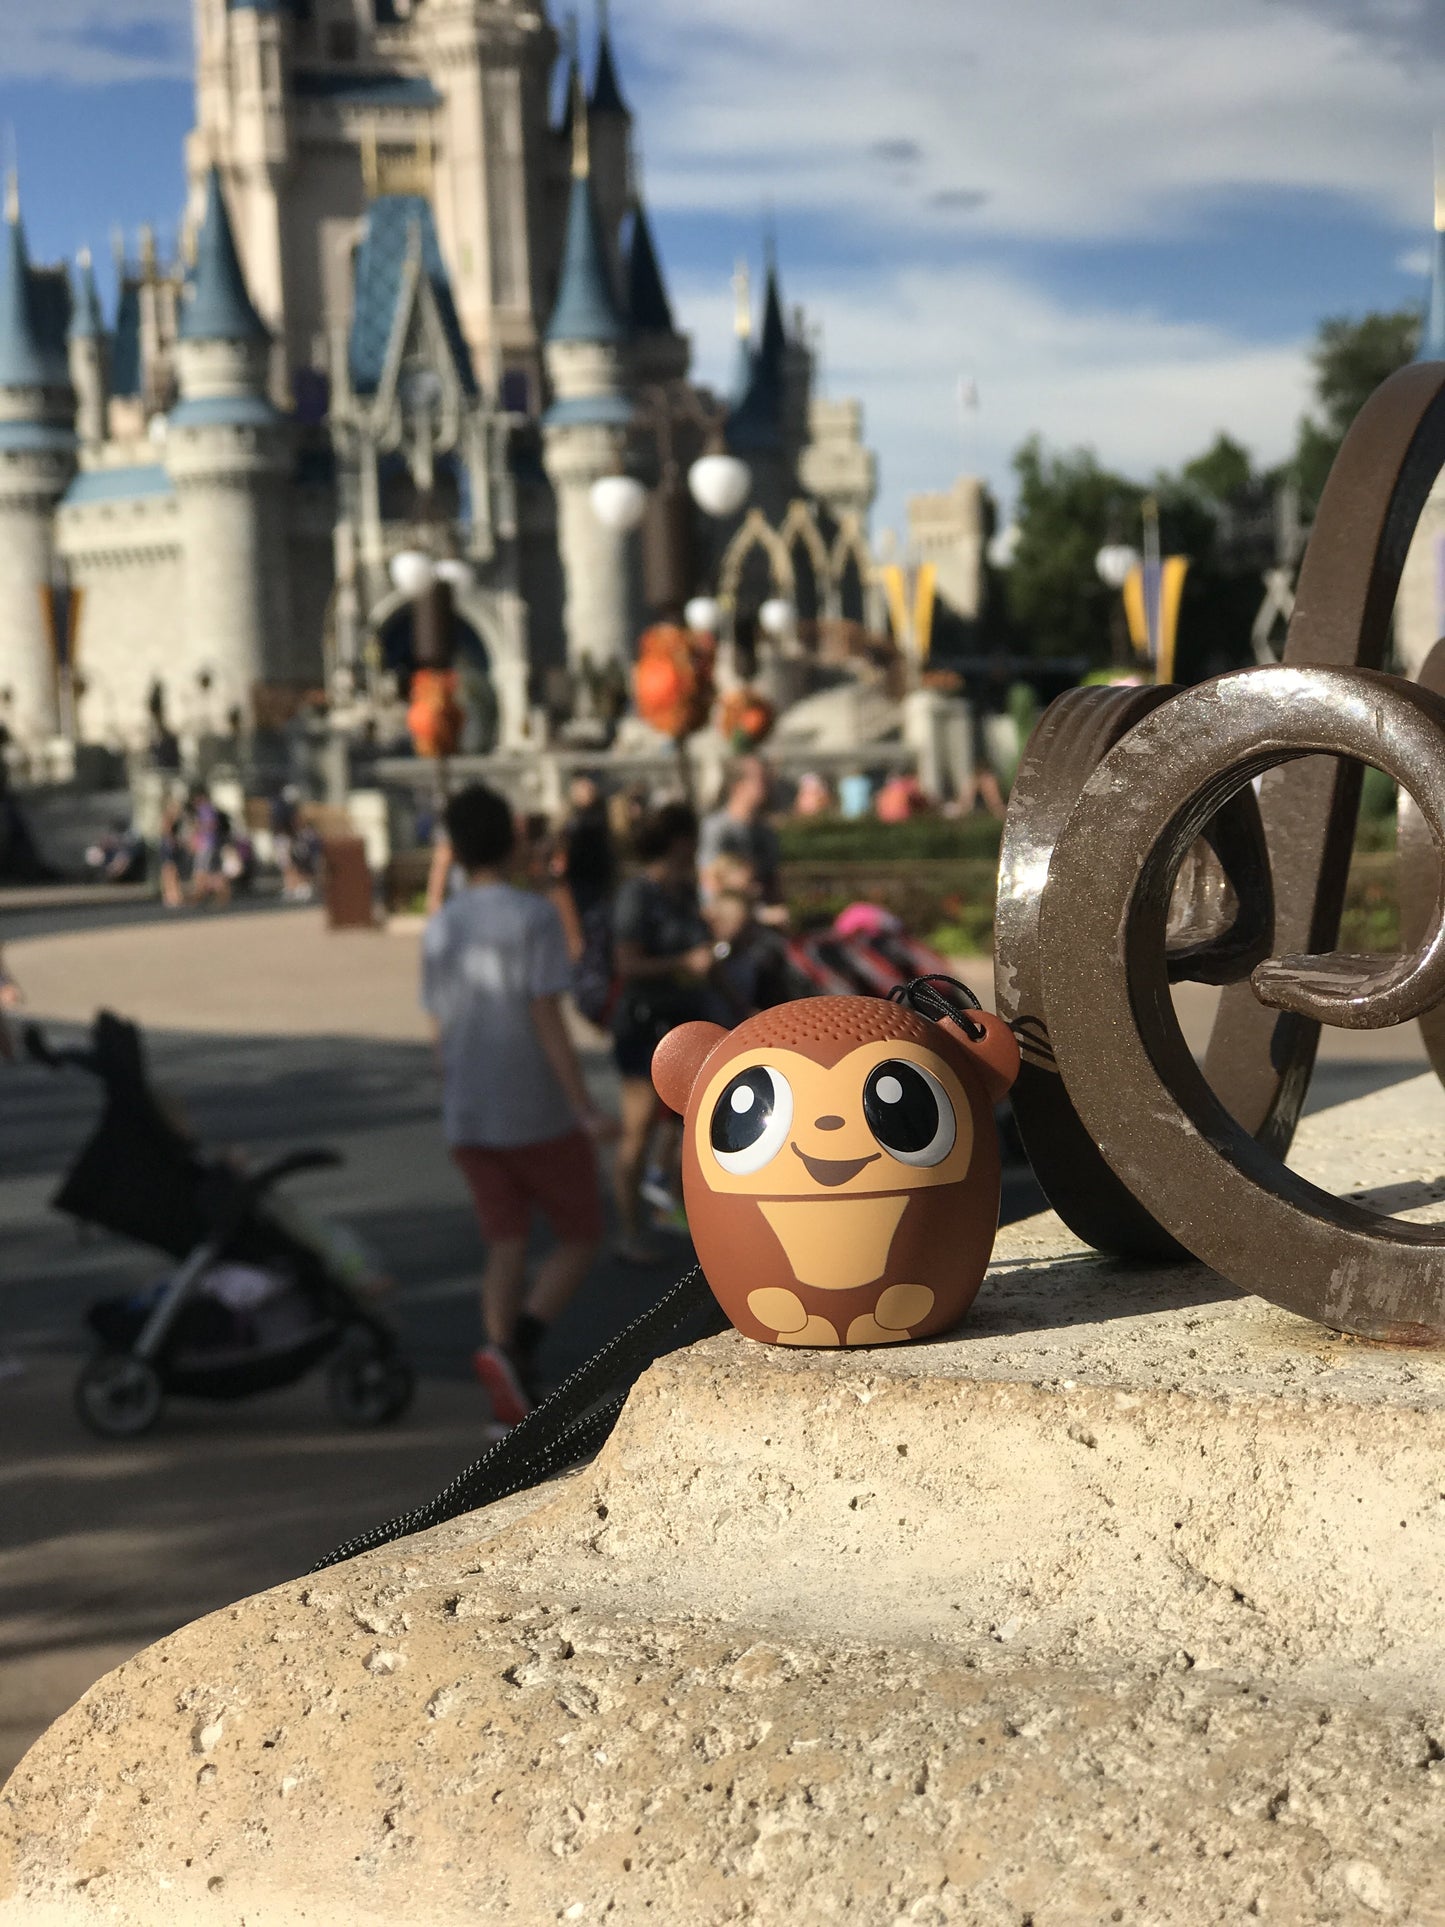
[
  {"left": 542, "top": 94, "right": 640, "bottom": 674},
  {"left": 626, "top": 195, "right": 688, "bottom": 389},
  {"left": 166, "top": 168, "right": 296, "bottom": 719},
  {"left": 727, "top": 254, "right": 789, "bottom": 516},
  {"left": 68, "top": 249, "right": 109, "bottom": 448},
  {"left": 0, "top": 184, "right": 76, "bottom": 746},
  {"left": 588, "top": 0, "right": 633, "bottom": 302}
]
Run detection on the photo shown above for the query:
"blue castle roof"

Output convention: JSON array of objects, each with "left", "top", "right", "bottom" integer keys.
[
  {"left": 590, "top": 9, "right": 629, "bottom": 118},
  {"left": 348, "top": 195, "right": 477, "bottom": 397},
  {"left": 111, "top": 280, "right": 142, "bottom": 397},
  {"left": 70, "top": 253, "right": 105, "bottom": 341},
  {"left": 181, "top": 169, "right": 268, "bottom": 343},
  {"left": 61, "top": 464, "right": 175, "bottom": 507},
  {"left": 547, "top": 170, "right": 627, "bottom": 345},
  {"left": 626, "top": 201, "right": 674, "bottom": 335},
  {"left": 0, "top": 215, "right": 70, "bottom": 390},
  {"left": 727, "top": 264, "right": 786, "bottom": 454}
]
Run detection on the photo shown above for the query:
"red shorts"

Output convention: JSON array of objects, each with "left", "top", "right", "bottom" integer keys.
[{"left": 453, "top": 1130, "right": 604, "bottom": 1246}]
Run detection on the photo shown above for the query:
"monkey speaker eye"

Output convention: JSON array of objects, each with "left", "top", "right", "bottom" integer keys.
[
  {"left": 710, "top": 1066, "right": 794, "bottom": 1175},
  {"left": 862, "top": 1060, "right": 956, "bottom": 1166}
]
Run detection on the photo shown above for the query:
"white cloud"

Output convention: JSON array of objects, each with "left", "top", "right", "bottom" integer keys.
[
  {"left": 1398, "top": 244, "right": 1433, "bottom": 276},
  {"left": 4, "top": 0, "right": 191, "bottom": 83},
  {"left": 672, "top": 260, "right": 1314, "bottom": 532},
  {"left": 628, "top": 0, "right": 1443, "bottom": 243}
]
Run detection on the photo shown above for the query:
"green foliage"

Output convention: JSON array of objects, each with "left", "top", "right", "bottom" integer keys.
[
  {"left": 1180, "top": 432, "right": 1254, "bottom": 505},
  {"left": 1005, "top": 433, "right": 1267, "bottom": 676},
  {"left": 776, "top": 814, "right": 1003, "bottom": 863},
  {"left": 1005, "top": 438, "right": 1143, "bottom": 666},
  {"left": 1295, "top": 309, "right": 1420, "bottom": 506}
]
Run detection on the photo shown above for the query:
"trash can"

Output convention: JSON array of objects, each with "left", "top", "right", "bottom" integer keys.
[{"left": 321, "top": 836, "right": 374, "bottom": 931}]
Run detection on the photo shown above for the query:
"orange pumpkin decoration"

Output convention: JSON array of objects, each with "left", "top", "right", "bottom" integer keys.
[
  {"left": 633, "top": 624, "right": 714, "bottom": 741},
  {"left": 719, "top": 686, "right": 775, "bottom": 751},
  {"left": 407, "top": 668, "right": 464, "bottom": 758}
]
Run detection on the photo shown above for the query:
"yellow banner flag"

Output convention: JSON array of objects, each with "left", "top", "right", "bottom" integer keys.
[
  {"left": 912, "top": 562, "right": 938, "bottom": 663},
  {"left": 1157, "top": 555, "right": 1190, "bottom": 685},
  {"left": 1121, "top": 557, "right": 1189, "bottom": 678},
  {"left": 879, "top": 563, "right": 909, "bottom": 648},
  {"left": 1122, "top": 565, "right": 1148, "bottom": 655}
]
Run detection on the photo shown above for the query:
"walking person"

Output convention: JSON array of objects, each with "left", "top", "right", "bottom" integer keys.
[
  {"left": 698, "top": 755, "right": 788, "bottom": 926},
  {"left": 157, "top": 796, "right": 187, "bottom": 910},
  {"left": 610, "top": 802, "right": 717, "bottom": 1262},
  {"left": 422, "top": 783, "right": 613, "bottom": 1430}
]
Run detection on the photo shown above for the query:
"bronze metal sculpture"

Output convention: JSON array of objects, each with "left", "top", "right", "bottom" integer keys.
[{"left": 996, "top": 359, "right": 1445, "bottom": 1343}]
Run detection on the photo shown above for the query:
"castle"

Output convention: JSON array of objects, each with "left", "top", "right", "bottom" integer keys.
[{"left": 0, "top": 0, "right": 881, "bottom": 760}]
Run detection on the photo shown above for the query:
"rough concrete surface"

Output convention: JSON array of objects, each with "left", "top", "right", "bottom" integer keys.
[{"left": 7, "top": 1078, "right": 1445, "bottom": 1924}]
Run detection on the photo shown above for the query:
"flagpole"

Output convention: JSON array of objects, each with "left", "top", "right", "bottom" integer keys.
[{"left": 1141, "top": 495, "right": 1162, "bottom": 676}]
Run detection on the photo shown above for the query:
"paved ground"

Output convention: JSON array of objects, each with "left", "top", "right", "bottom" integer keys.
[{"left": 0, "top": 896, "right": 1427, "bottom": 1782}]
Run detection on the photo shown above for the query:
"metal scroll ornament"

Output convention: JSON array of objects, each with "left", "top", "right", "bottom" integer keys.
[{"left": 995, "top": 359, "right": 1445, "bottom": 1345}]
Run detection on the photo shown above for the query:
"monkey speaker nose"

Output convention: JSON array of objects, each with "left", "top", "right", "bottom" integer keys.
[{"left": 814, "top": 1115, "right": 846, "bottom": 1131}]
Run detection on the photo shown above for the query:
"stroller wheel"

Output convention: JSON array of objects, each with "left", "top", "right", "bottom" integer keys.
[
  {"left": 327, "top": 1330, "right": 414, "bottom": 1428},
  {"left": 75, "top": 1353, "right": 164, "bottom": 1439}
]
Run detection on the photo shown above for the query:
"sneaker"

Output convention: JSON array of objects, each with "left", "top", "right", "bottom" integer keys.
[{"left": 472, "top": 1345, "right": 532, "bottom": 1428}]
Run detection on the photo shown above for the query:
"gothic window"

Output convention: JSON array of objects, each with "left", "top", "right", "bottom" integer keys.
[
  {"left": 327, "top": 20, "right": 358, "bottom": 61},
  {"left": 499, "top": 368, "right": 530, "bottom": 415}
]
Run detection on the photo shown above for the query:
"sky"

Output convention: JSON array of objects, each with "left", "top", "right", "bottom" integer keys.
[{"left": 3, "top": 0, "right": 1443, "bottom": 538}]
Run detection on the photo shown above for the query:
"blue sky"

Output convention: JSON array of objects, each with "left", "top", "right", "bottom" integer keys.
[{"left": 5, "top": 0, "right": 1443, "bottom": 535}]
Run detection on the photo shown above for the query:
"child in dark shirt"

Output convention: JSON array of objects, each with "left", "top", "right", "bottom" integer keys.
[{"left": 706, "top": 889, "right": 793, "bottom": 1020}]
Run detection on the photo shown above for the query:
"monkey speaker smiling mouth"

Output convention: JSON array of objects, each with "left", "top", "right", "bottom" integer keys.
[{"left": 790, "top": 1144, "right": 881, "bottom": 1187}]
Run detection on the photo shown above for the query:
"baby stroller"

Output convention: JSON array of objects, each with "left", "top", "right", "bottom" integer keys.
[
  {"left": 787, "top": 903, "right": 958, "bottom": 1001},
  {"left": 25, "top": 1010, "right": 415, "bottom": 1439}
]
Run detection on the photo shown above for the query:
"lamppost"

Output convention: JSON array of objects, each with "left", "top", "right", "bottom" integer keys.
[
  {"left": 1095, "top": 537, "right": 1143, "bottom": 675},
  {"left": 387, "top": 550, "right": 477, "bottom": 758},
  {"left": 587, "top": 388, "right": 752, "bottom": 616}
]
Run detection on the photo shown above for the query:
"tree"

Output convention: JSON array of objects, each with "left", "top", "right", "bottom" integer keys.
[
  {"left": 1005, "top": 438, "right": 1142, "bottom": 666},
  {"left": 1180, "top": 432, "right": 1253, "bottom": 507},
  {"left": 1295, "top": 309, "right": 1420, "bottom": 506},
  {"left": 1004, "top": 433, "right": 1270, "bottom": 677}
]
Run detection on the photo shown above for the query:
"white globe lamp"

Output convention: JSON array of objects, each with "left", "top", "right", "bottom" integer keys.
[
  {"left": 684, "top": 595, "right": 723, "bottom": 635},
  {"left": 758, "top": 597, "right": 795, "bottom": 639},
  {"left": 986, "top": 523, "right": 1021, "bottom": 570},
  {"left": 434, "top": 558, "right": 475, "bottom": 592},
  {"left": 389, "top": 549, "right": 437, "bottom": 598},
  {"left": 589, "top": 473, "right": 649, "bottom": 534},
  {"left": 687, "top": 452, "right": 751, "bottom": 519},
  {"left": 1095, "top": 543, "right": 1140, "bottom": 591}
]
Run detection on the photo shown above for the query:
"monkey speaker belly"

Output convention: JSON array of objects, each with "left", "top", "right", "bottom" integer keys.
[{"left": 689, "top": 1175, "right": 997, "bottom": 1347}]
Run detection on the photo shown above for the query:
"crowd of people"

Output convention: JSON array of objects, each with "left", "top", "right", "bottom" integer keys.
[
  {"left": 420, "top": 756, "right": 801, "bottom": 1434},
  {"left": 145, "top": 786, "right": 320, "bottom": 910}
]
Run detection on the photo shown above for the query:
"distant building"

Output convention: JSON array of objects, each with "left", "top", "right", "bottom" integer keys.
[
  {"left": 906, "top": 476, "right": 987, "bottom": 654},
  {"left": 0, "top": 0, "right": 878, "bottom": 757}
]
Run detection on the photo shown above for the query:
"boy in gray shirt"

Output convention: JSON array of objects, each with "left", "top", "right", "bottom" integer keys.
[{"left": 423, "top": 784, "right": 610, "bottom": 1429}]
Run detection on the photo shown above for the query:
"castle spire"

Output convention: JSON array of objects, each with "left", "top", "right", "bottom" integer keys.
[
  {"left": 590, "top": 0, "right": 630, "bottom": 118},
  {"left": 626, "top": 196, "right": 674, "bottom": 336},
  {"left": 69, "top": 247, "right": 105, "bottom": 341},
  {"left": 181, "top": 167, "right": 267, "bottom": 343},
  {"left": 727, "top": 242, "right": 786, "bottom": 454},
  {"left": 548, "top": 75, "right": 626, "bottom": 343},
  {"left": 0, "top": 195, "right": 67, "bottom": 390}
]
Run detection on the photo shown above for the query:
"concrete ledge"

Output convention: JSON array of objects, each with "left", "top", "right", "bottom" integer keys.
[{"left": 7, "top": 1078, "right": 1445, "bottom": 1924}]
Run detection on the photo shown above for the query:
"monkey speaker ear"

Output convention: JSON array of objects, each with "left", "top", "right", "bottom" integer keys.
[
  {"left": 938, "top": 1011, "right": 1020, "bottom": 1106},
  {"left": 652, "top": 1022, "right": 729, "bottom": 1116}
]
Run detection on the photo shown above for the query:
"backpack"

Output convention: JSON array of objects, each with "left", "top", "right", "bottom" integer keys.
[{"left": 572, "top": 899, "right": 618, "bottom": 1028}]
